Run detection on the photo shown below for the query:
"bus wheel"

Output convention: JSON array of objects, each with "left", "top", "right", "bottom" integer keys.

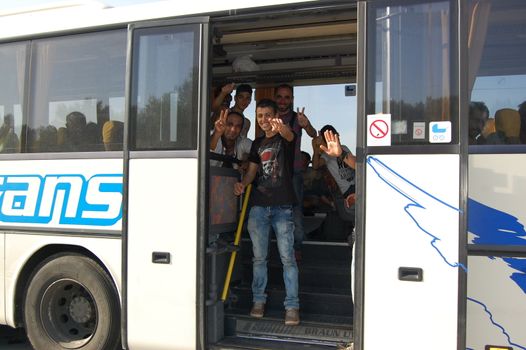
[{"left": 23, "top": 254, "right": 121, "bottom": 350}]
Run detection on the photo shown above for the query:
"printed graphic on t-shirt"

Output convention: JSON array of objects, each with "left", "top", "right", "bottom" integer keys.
[
  {"left": 258, "top": 138, "right": 284, "bottom": 189},
  {"left": 337, "top": 157, "right": 354, "bottom": 182}
]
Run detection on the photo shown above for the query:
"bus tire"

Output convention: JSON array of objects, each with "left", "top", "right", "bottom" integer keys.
[{"left": 23, "top": 254, "right": 121, "bottom": 350}]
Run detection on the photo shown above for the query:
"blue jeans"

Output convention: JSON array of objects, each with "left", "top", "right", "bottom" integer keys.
[
  {"left": 247, "top": 205, "right": 299, "bottom": 310},
  {"left": 292, "top": 171, "right": 304, "bottom": 251}
]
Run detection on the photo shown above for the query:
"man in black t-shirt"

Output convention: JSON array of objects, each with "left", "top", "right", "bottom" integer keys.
[{"left": 234, "top": 99, "right": 300, "bottom": 326}]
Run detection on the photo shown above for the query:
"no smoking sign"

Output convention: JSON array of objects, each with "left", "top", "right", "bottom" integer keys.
[{"left": 367, "top": 114, "right": 391, "bottom": 146}]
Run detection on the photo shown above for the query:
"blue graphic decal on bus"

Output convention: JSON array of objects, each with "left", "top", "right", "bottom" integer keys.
[
  {"left": 0, "top": 174, "right": 123, "bottom": 226},
  {"left": 468, "top": 296, "right": 526, "bottom": 350},
  {"left": 468, "top": 198, "right": 526, "bottom": 246},
  {"left": 367, "top": 156, "right": 465, "bottom": 271}
]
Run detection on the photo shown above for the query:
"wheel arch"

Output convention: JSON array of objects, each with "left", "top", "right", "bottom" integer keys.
[{"left": 13, "top": 244, "right": 118, "bottom": 328}]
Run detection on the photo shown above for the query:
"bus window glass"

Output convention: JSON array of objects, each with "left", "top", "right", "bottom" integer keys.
[
  {"left": 366, "top": 1, "right": 458, "bottom": 145},
  {"left": 130, "top": 25, "right": 199, "bottom": 151},
  {"left": 294, "top": 84, "right": 357, "bottom": 155},
  {"left": 0, "top": 43, "right": 26, "bottom": 153},
  {"left": 28, "top": 30, "right": 126, "bottom": 153},
  {"left": 468, "top": 0, "right": 526, "bottom": 145}
]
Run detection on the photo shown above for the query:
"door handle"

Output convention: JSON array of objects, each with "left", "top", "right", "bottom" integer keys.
[
  {"left": 152, "top": 252, "right": 171, "bottom": 264},
  {"left": 398, "top": 267, "right": 423, "bottom": 282}
]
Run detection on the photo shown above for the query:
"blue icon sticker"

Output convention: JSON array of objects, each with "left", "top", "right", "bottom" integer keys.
[{"left": 429, "top": 121, "right": 451, "bottom": 143}]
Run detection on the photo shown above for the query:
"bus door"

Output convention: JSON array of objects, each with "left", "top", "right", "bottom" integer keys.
[
  {"left": 123, "top": 18, "right": 209, "bottom": 350},
  {"left": 355, "top": 1, "right": 464, "bottom": 349}
]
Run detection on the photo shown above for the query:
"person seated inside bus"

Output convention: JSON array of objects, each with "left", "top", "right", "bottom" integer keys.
[
  {"left": 301, "top": 151, "right": 332, "bottom": 216},
  {"left": 86, "top": 122, "right": 103, "bottom": 151},
  {"left": 312, "top": 125, "right": 356, "bottom": 218},
  {"left": 212, "top": 83, "right": 252, "bottom": 138},
  {"left": 210, "top": 109, "right": 252, "bottom": 170},
  {"left": 518, "top": 101, "right": 526, "bottom": 144},
  {"left": 37, "top": 125, "right": 59, "bottom": 152},
  {"left": 58, "top": 111, "right": 89, "bottom": 152},
  {"left": 469, "top": 101, "right": 491, "bottom": 144},
  {"left": 485, "top": 108, "right": 521, "bottom": 145},
  {"left": 0, "top": 114, "right": 20, "bottom": 153},
  {"left": 102, "top": 120, "right": 124, "bottom": 151}
]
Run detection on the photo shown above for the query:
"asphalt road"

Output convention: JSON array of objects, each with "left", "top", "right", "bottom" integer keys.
[{"left": 0, "top": 326, "right": 32, "bottom": 349}]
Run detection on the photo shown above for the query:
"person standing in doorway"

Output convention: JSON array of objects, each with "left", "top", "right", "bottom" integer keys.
[
  {"left": 274, "top": 84, "right": 317, "bottom": 261},
  {"left": 234, "top": 98, "right": 300, "bottom": 326}
]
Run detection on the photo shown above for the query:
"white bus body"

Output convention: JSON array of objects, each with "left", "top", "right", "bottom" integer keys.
[{"left": 0, "top": 1, "right": 524, "bottom": 350}]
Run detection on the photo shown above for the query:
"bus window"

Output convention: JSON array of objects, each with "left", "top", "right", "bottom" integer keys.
[
  {"left": 468, "top": 0, "right": 526, "bottom": 146},
  {"left": 0, "top": 42, "right": 26, "bottom": 154},
  {"left": 27, "top": 30, "right": 126, "bottom": 153},
  {"left": 129, "top": 25, "right": 199, "bottom": 151},
  {"left": 294, "top": 83, "right": 357, "bottom": 155},
  {"left": 366, "top": 1, "right": 458, "bottom": 145}
]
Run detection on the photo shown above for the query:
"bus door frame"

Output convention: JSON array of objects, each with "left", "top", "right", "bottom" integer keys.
[
  {"left": 122, "top": 16, "right": 210, "bottom": 350},
  {"left": 354, "top": 1, "right": 469, "bottom": 349}
]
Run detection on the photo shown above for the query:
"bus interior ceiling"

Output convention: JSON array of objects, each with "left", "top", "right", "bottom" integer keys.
[
  {"left": 211, "top": 4, "right": 357, "bottom": 85},
  {"left": 207, "top": 5, "right": 356, "bottom": 349}
]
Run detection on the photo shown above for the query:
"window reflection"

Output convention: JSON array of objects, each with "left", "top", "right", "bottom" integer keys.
[
  {"left": 469, "top": 0, "right": 526, "bottom": 146},
  {"left": 366, "top": 1, "right": 457, "bottom": 145},
  {"left": 0, "top": 43, "right": 26, "bottom": 153},
  {"left": 130, "top": 26, "right": 199, "bottom": 151},
  {"left": 28, "top": 30, "right": 126, "bottom": 152}
]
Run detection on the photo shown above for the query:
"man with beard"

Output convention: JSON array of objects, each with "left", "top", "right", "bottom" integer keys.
[
  {"left": 274, "top": 84, "right": 317, "bottom": 261},
  {"left": 210, "top": 109, "right": 252, "bottom": 169}
]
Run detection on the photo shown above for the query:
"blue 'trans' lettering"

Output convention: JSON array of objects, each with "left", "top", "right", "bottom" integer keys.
[{"left": 0, "top": 174, "right": 123, "bottom": 226}]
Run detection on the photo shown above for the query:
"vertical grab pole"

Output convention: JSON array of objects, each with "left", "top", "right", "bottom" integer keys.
[{"left": 221, "top": 184, "right": 252, "bottom": 302}]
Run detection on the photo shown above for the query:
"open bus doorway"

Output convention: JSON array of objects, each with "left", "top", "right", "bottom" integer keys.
[{"left": 205, "top": 3, "right": 358, "bottom": 349}]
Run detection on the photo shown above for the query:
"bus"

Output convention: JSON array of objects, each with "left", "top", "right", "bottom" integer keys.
[{"left": 0, "top": 0, "right": 524, "bottom": 349}]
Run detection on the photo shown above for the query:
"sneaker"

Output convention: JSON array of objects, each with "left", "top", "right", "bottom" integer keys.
[
  {"left": 285, "top": 308, "right": 300, "bottom": 326},
  {"left": 250, "top": 302, "right": 265, "bottom": 318}
]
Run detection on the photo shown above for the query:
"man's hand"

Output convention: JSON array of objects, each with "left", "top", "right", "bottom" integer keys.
[
  {"left": 234, "top": 182, "right": 245, "bottom": 196},
  {"left": 270, "top": 117, "right": 284, "bottom": 133},
  {"left": 214, "top": 109, "right": 228, "bottom": 135},
  {"left": 222, "top": 83, "right": 235, "bottom": 95},
  {"left": 345, "top": 193, "right": 356, "bottom": 208},
  {"left": 296, "top": 107, "right": 310, "bottom": 128},
  {"left": 319, "top": 130, "right": 342, "bottom": 157}
]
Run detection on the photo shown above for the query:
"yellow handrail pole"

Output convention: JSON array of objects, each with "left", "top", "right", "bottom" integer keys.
[{"left": 221, "top": 184, "right": 252, "bottom": 302}]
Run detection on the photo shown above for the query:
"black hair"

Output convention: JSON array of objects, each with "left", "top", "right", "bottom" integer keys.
[
  {"left": 256, "top": 99, "right": 278, "bottom": 114},
  {"left": 227, "top": 111, "right": 245, "bottom": 128},
  {"left": 301, "top": 151, "right": 311, "bottom": 163},
  {"left": 469, "top": 101, "right": 490, "bottom": 119},
  {"left": 275, "top": 83, "right": 293, "bottom": 96},
  {"left": 236, "top": 84, "right": 253, "bottom": 95},
  {"left": 319, "top": 124, "right": 338, "bottom": 142}
]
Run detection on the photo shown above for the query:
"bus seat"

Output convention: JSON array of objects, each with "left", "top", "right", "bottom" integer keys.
[{"left": 102, "top": 120, "right": 124, "bottom": 151}]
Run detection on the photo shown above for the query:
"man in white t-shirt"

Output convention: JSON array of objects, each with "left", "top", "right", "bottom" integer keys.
[{"left": 210, "top": 109, "right": 252, "bottom": 169}]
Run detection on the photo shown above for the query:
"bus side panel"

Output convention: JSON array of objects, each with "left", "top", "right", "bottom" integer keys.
[
  {"left": 467, "top": 256, "right": 526, "bottom": 350},
  {"left": 467, "top": 154, "right": 526, "bottom": 350},
  {"left": 0, "top": 233, "right": 4, "bottom": 324},
  {"left": 364, "top": 154, "right": 460, "bottom": 350},
  {"left": 0, "top": 158, "right": 124, "bottom": 327},
  {"left": 4, "top": 234, "right": 122, "bottom": 328},
  {"left": 127, "top": 158, "right": 197, "bottom": 350}
]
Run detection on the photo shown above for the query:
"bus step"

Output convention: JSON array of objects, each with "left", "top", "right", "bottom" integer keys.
[
  {"left": 210, "top": 335, "right": 346, "bottom": 349},
  {"left": 224, "top": 310, "right": 353, "bottom": 347}
]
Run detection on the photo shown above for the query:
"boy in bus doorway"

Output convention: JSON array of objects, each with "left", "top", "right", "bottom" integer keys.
[
  {"left": 234, "top": 99, "right": 300, "bottom": 326},
  {"left": 274, "top": 84, "right": 317, "bottom": 261}
]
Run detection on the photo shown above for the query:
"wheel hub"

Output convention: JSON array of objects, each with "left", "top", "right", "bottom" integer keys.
[{"left": 69, "top": 296, "right": 93, "bottom": 324}]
